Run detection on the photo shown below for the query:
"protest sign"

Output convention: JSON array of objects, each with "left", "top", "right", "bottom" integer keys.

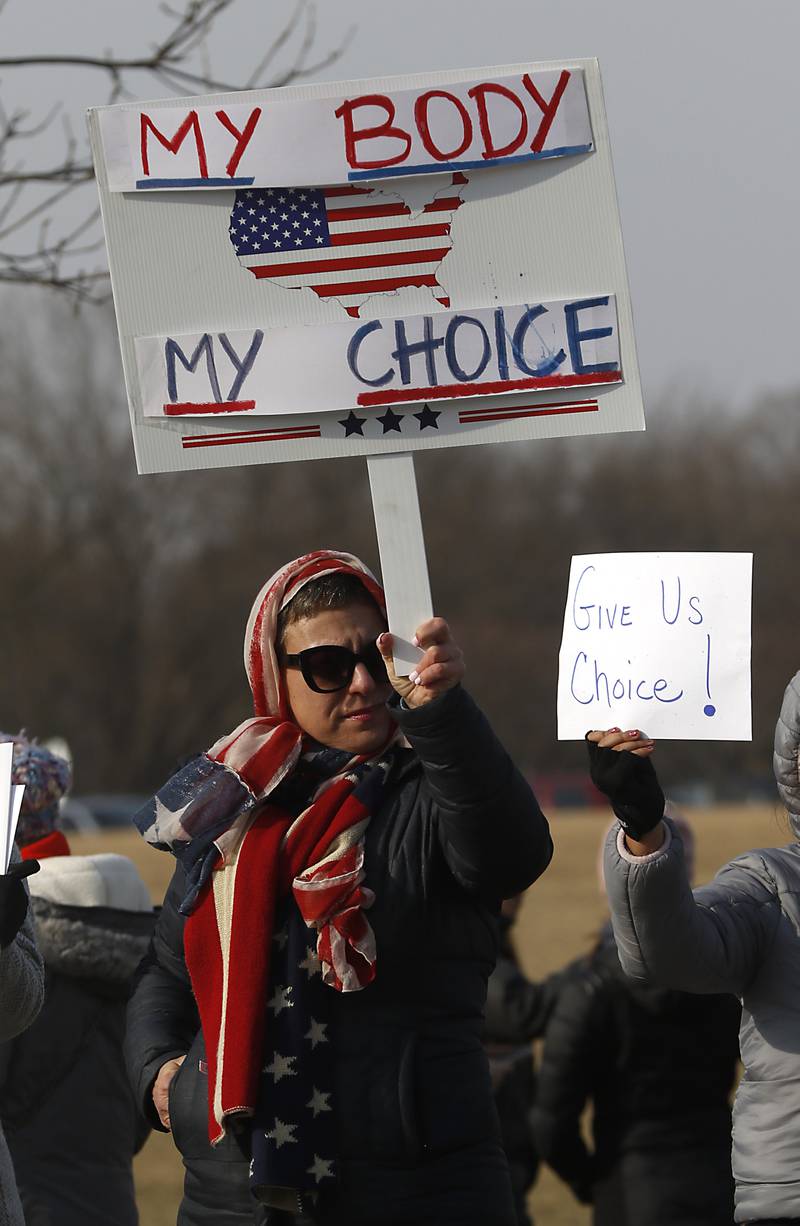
[
  {"left": 87, "top": 58, "right": 644, "bottom": 476},
  {"left": 557, "top": 553, "right": 753, "bottom": 741},
  {"left": 0, "top": 742, "right": 25, "bottom": 873}
]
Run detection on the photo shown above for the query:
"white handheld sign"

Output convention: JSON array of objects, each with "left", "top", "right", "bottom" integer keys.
[
  {"left": 557, "top": 553, "right": 753, "bottom": 741},
  {"left": 0, "top": 742, "right": 25, "bottom": 873}
]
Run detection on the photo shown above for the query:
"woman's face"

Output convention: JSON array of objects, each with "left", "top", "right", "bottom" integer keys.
[{"left": 280, "top": 601, "right": 394, "bottom": 754}]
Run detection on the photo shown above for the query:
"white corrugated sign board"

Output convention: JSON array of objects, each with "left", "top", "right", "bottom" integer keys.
[{"left": 87, "top": 59, "right": 644, "bottom": 475}]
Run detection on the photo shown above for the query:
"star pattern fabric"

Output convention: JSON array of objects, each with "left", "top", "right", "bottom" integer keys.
[
  {"left": 136, "top": 754, "right": 255, "bottom": 914},
  {"left": 250, "top": 898, "right": 336, "bottom": 1207}
]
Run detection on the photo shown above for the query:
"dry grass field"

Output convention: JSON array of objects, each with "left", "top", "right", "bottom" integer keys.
[{"left": 71, "top": 801, "right": 785, "bottom": 1226}]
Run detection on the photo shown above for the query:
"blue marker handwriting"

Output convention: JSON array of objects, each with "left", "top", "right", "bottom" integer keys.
[
  {"left": 571, "top": 564, "right": 705, "bottom": 632},
  {"left": 163, "top": 330, "right": 264, "bottom": 406},
  {"left": 347, "top": 298, "right": 620, "bottom": 406},
  {"left": 568, "top": 564, "right": 714, "bottom": 716}
]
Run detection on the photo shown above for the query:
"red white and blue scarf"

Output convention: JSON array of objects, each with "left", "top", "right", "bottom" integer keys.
[{"left": 135, "top": 551, "right": 397, "bottom": 1194}]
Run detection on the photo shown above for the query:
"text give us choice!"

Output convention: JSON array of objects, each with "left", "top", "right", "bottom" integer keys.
[{"left": 568, "top": 565, "right": 718, "bottom": 717}]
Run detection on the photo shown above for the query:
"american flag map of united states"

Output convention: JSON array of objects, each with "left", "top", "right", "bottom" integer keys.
[{"left": 228, "top": 173, "right": 467, "bottom": 318}]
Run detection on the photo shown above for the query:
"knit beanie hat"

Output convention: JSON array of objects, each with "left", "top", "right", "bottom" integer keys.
[{"left": 0, "top": 732, "right": 72, "bottom": 846}]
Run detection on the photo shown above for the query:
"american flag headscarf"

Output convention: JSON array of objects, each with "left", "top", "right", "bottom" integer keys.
[
  {"left": 135, "top": 550, "right": 398, "bottom": 1156},
  {"left": 244, "top": 549, "right": 385, "bottom": 720}
]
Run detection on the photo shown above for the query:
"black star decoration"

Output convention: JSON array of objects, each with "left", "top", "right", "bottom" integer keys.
[
  {"left": 377, "top": 407, "right": 404, "bottom": 433},
  {"left": 414, "top": 404, "right": 441, "bottom": 430},
  {"left": 339, "top": 410, "right": 367, "bottom": 437}
]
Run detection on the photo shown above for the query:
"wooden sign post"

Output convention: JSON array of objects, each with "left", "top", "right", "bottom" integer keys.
[{"left": 367, "top": 453, "right": 431, "bottom": 675}]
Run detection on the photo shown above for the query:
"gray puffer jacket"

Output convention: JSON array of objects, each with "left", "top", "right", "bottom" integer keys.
[
  {"left": 0, "top": 857, "right": 44, "bottom": 1226},
  {"left": 604, "top": 670, "right": 800, "bottom": 1225},
  {"left": 0, "top": 853, "right": 155, "bottom": 1226}
]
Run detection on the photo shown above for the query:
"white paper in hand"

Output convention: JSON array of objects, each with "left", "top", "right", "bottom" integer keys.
[
  {"left": 7, "top": 784, "right": 24, "bottom": 871},
  {"left": 0, "top": 742, "right": 24, "bottom": 873},
  {"left": 557, "top": 552, "right": 752, "bottom": 740}
]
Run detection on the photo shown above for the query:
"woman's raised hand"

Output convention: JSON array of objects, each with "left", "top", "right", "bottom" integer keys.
[
  {"left": 377, "top": 617, "right": 465, "bottom": 708},
  {"left": 585, "top": 727, "right": 665, "bottom": 845}
]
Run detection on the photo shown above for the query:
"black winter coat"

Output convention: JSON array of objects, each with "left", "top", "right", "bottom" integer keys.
[
  {"left": 482, "top": 916, "right": 558, "bottom": 1226},
  {"left": 531, "top": 934, "right": 741, "bottom": 1226},
  {"left": 0, "top": 873, "right": 154, "bottom": 1226},
  {"left": 126, "top": 686, "right": 553, "bottom": 1226}
]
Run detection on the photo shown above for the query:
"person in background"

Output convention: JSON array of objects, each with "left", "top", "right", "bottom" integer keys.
[
  {"left": 531, "top": 808, "right": 739, "bottom": 1225},
  {"left": 126, "top": 549, "right": 553, "bottom": 1226},
  {"left": 0, "top": 733, "right": 156, "bottom": 1226},
  {"left": 594, "top": 684, "right": 800, "bottom": 1225},
  {"left": 0, "top": 847, "right": 43, "bottom": 1226},
  {"left": 483, "top": 895, "right": 562, "bottom": 1226}
]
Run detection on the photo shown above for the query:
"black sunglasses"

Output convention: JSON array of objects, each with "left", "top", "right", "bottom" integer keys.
[{"left": 282, "top": 642, "right": 389, "bottom": 693}]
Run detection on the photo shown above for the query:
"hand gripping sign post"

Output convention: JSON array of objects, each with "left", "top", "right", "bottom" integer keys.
[{"left": 88, "top": 59, "right": 644, "bottom": 673}]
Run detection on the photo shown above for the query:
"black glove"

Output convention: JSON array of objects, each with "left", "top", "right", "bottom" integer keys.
[
  {"left": 586, "top": 740, "right": 664, "bottom": 840},
  {"left": 0, "top": 860, "right": 39, "bottom": 949}
]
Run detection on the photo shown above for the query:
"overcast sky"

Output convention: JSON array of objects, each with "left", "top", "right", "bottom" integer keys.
[{"left": 5, "top": 0, "right": 799, "bottom": 408}]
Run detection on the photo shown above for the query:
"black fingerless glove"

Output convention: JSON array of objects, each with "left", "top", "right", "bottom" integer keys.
[
  {"left": 586, "top": 741, "right": 665, "bottom": 840},
  {"left": 0, "top": 860, "right": 39, "bottom": 949}
]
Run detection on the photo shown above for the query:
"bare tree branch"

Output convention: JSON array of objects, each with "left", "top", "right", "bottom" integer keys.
[
  {"left": 0, "top": 164, "right": 94, "bottom": 186},
  {"left": 243, "top": 0, "right": 308, "bottom": 88},
  {"left": 0, "top": 0, "right": 348, "bottom": 301}
]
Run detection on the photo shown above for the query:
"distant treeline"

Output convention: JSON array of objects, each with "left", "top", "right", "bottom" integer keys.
[{"left": 1, "top": 300, "right": 797, "bottom": 800}]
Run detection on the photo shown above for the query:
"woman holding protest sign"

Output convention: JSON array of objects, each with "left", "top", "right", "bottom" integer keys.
[
  {"left": 126, "top": 549, "right": 552, "bottom": 1226},
  {"left": 590, "top": 673, "right": 800, "bottom": 1225}
]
